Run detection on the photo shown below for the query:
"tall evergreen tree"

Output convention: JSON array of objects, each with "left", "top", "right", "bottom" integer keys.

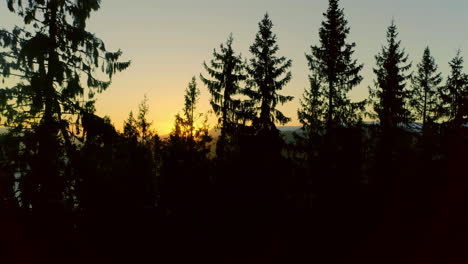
[
  {"left": 297, "top": 74, "right": 326, "bottom": 174},
  {"left": 137, "top": 95, "right": 154, "bottom": 143},
  {"left": 369, "top": 21, "right": 412, "bottom": 131},
  {"left": 161, "top": 78, "right": 211, "bottom": 218},
  {"left": 0, "top": 0, "right": 130, "bottom": 133},
  {"left": 171, "top": 77, "right": 211, "bottom": 149},
  {"left": 410, "top": 47, "right": 443, "bottom": 129},
  {"left": 246, "top": 13, "right": 293, "bottom": 132},
  {"left": 306, "top": 0, "right": 364, "bottom": 129},
  {"left": 123, "top": 96, "right": 156, "bottom": 143},
  {"left": 0, "top": 0, "right": 130, "bottom": 209},
  {"left": 123, "top": 111, "right": 139, "bottom": 141},
  {"left": 438, "top": 50, "right": 468, "bottom": 128},
  {"left": 121, "top": 97, "right": 158, "bottom": 209},
  {"left": 200, "top": 34, "right": 247, "bottom": 157},
  {"left": 298, "top": 74, "right": 326, "bottom": 141},
  {"left": 183, "top": 76, "right": 200, "bottom": 141}
]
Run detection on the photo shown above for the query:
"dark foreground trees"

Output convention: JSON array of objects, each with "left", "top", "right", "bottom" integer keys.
[
  {"left": 0, "top": 0, "right": 129, "bottom": 211},
  {"left": 159, "top": 77, "right": 212, "bottom": 218},
  {"left": 0, "top": 2, "right": 467, "bottom": 264}
]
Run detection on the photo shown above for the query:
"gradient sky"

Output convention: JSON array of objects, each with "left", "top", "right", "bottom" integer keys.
[{"left": 1, "top": 0, "right": 467, "bottom": 134}]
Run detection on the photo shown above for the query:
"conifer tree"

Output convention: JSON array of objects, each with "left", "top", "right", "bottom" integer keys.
[
  {"left": 0, "top": 0, "right": 130, "bottom": 209},
  {"left": 438, "top": 50, "right": 468, "bottom": 128},
  {"left": 246, "top": 13, "right": 293, "bottom": 132},
  {"left": 183, "top": 77, "right": 200, "bottom": 141},
  {"left": 121, "top": 97, "right": 158, "bottom": 209},
  {"left": 0, "top": 0, "right": 130, "bottom": 133},
  {"left": 161, "top": 78, "right": 211, "bottom": 217},
  {"left": 123, "top": 111, "right": 139, "bottom": 141},
  {"left": 307, "top": 0, "right": 364, "bottom": 129},
  {"left": 409, "top": 47, "right": 442, "bottom": 129},
  {"left": 137, "top": 95, "right": 154, "bottom": 143},
  {"left": 171, "top": 77, "right": 211, "bottom": 150},
  {"left": 123, "top": 96, "right": 156, "bottom": 143},
  {"left": 200, "top": 34, "right": 247, "bottom": 157},
  {"left": 298, "top": 74, "right": 326, "bottom": 141},
  {"left": 369, "top": 21, "right": 412, "bottom": 131}
]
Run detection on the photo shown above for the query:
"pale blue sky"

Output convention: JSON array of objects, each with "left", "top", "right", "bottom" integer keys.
[{"left": 1, "top": 0, "right": 467, "bottom": 133}]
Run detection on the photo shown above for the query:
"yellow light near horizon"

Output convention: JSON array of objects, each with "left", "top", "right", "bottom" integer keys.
[{"left": 155, "top": 120, "right": 175, "bottom": 136}]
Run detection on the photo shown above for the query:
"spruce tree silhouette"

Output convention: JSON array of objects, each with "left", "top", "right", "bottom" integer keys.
[
  {"left": 307, "top": 0, "right": 364, "bottom": 131},
  {"left": 243, "top": 15, "right": 293, "bottom": 207},
  {"left": 368, "top": 20, "right": 412, "bottom": 187},
  {"left": 438, "top": 50, "right": 468, "bottom": 129},
  {"left": 123, "top": 111, "right": 139, "bottom": 141},
  {"left": 200, "top": 34, "right": 247, "bottom": 158},
  {"left": 296, "top": 74, "right": 327, "bottom": 196},
  {"left": 160, "top": 77, "right": 212, "bottom": 225},
  {"left": 224, "top": 13, "right": 295, "bottom": 228},
  {"left": 433, "top": 53, "right": 468, "bottom": 264},
  {"left": 298, "top": 74, "right": 326, "bottom": 142},
  {"left": 369, "top": 20, "right": 412, "bottom": 131},
  {"left": 409, "top": 47, "right": 443, "bottom": 161},
  {"left": 410, "top": 47, "right": 443, "bottom": 131},
  {"left": 246, "top": 13, "right": 293, "bottom": 137},
  {"left": 304, "top": 0, "right": 365, "bottom": 195},
  {"left": 123, "top": 97, "right": 158, "bottom": 209}
]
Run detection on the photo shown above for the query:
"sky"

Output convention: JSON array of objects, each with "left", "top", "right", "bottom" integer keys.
[{"left": 1, "top": 0, "right": 467, "bottom": 134}]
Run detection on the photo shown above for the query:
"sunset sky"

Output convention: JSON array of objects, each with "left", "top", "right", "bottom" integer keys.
[{"left": 1, "top": 0, "right": 467, "bottom": 135}]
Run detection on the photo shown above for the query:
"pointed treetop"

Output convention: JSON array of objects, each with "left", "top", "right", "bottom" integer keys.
[
  {"left": 387, "top": 19, "right": 399, "bottom": 43},
  {"left": 248, "top": 13, "right": 293, "bottom": 129},
  {"left": 307, "top": 0, "right": 363, "bottom": 128}
]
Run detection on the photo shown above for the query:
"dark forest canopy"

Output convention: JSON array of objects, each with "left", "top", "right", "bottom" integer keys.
[{"left": 0, "top": 0, "right": 466, "bottom": 210}]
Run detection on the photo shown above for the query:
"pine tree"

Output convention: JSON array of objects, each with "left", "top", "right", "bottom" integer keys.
[
  {"left": 298, "top": 74, "right": 326, "bottom": 141},
  {"left": 123, "top": 111, "right": 139, "bottom": 140},
  {"left": 438, "top": 50, "right": 468, "bottom": 128},
  {"left": 0, "top": 0, "right": 130, "bottom": 209},
  {"left": 0, "top": 0, "right": 130, "bottom": 133},
  {"left": 165, "top": 76, "right": 212, "bottom": 189},
  {"left": 137, "top": 95, "right": 154, "bottom": 143},
  {"left": 123, "top": 96, "right": 155, "bottom": 143},
  {"left": 183, "top": 77, "right": 200, "bottom": 141},
  {"left": 246, "top": 13, "right": 293, "bottom": 132},
  {"left": 161, "top": 79, "right": 212, "bottom": 217},
  {"left": 409, "top": 47, "right": 442, "bottom": 129},
  {"left": 200, "top": 34, "right": 247, "bottom": 157},
  {"left": 122, "top": 97, "right": 158, "bottom": 209},
  {"left": 171, "top": 77, "right": 211, "bottom": 148},
  {"left": 307, "top": 0, "right": 364, "bottom": 129},
  {"left": 369, "top": 21, "right": 412, "bottom": 131}
]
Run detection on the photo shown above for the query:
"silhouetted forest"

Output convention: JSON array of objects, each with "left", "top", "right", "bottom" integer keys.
[{"left": 1, "top": 0, "right": 467, "bottom": 263}]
